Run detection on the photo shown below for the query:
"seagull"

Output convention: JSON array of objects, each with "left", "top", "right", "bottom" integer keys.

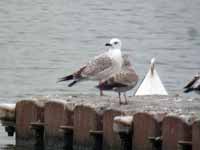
[
  {"left": 184, "top": 74, "right": 200, "bottom": 94},
  {"left": 96, "top": 55, "right": 139, "bottom": 104},
  {"left": 58, "top": 38, "right": 123, "bottom": 96}
]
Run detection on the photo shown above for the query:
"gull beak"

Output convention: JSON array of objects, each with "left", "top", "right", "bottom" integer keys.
[{"left": 105, "top": 43, "right": 112, "bottom": 46}]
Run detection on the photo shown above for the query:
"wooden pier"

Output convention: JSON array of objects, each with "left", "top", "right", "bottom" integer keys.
[{"left": 1, "top": 95, "right": 200, "bottom": 150}]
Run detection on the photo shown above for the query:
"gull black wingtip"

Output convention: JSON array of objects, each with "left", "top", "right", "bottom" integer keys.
[
  {"left": 184, "top": 77, "right": 196, "bottom": 89},
  {"left": 183, "top": 88, "right": 193, "bottom": 93},
  {"left": 57, "top": 74, "right": 74, "bottom": 83}
]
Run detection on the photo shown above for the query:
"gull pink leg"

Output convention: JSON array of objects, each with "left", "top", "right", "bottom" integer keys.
[
  {"left": 123, "top": 93, "right": 128, "bottom": 105},
  {"left": 118, "top": 92, "right": 122, "bottom": 105},
  {"left": 99, "top": 81, "right": 104, "bottom": 96}
]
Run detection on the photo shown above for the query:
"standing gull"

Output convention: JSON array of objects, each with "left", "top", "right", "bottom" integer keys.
[
  {"left": 96, "top": 55, "right": 139, "bottom": 104},
  {"left": 58, "top": 38, "right": 123, "bottom": 96},
  {"left": 184, "top": 74, "right": 200, "bottom": 94}
]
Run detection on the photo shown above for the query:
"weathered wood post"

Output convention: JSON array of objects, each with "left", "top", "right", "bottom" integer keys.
[
  {"left": 44, "top": 100, "right": 74, "bottom": 150},
  {"left": 90, "top": 130, "right": 103, "bottom": 150},
  {"left": 73, "top": 104, "right": 104, "bottom": 150},
  {"left": 133, "top": 112, "right": 165, "bottom": 150},
  {"left": 162, "top": 115, "right": 193, "bottom": 150},
  {"left": 192, "top": 120, "right": 200, "bottom": 150},
  {"left": 30, "top": 122, "right": 45, "bottom": 150},
  {"left": 16, "top": 99, "right": 46, "bottom": 149},
  {"left": 113, "top": 116, "right": 133, "bottom": 150},
  {"left": 60, "top": 125, "right": 74, "bottom": 150},
  {"left": 103, "top": 109, "right": 123, "bottom": 150}
]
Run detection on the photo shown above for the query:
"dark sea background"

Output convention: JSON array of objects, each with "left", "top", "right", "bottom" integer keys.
[{"left": 0, "top": 0, "right": 200, "bottom": 149}]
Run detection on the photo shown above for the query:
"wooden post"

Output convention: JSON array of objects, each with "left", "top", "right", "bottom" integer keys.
[
  {"left": 60, "top": 125, "right": 74, "bottom": 150},
  {"left": 44, "top": 100, "right": 74, "bottom": 150},
  {"left": 113, "top": 116, "right": 133, "bottom": 150},
  {"left": 73, "top": 105, "right": 103, "bottom": 150},
  {"left": 133, "top": 112, "right": 165, "bottom": 150},
  {"left": 30, "top": 122, "right": 45, "bottom": 150},
  {"left": 16, "top": 99, "right": 46, "bottom": 149},
  {"left": 103, "top": 109, "right": 123, "bottom": 150},
  {"left": 90, "top": 130, "right": 103, "bottom": 150},
  {"left": 162, "top": 115, "right": 192, "bottom": 150},
  {"left": 192, "top": 120, "right": 200, "bottom": 150}
]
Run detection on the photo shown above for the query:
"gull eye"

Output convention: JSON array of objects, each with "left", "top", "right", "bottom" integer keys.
[{"left": 114, "top": 41, "right": 118, "bottom": 45}]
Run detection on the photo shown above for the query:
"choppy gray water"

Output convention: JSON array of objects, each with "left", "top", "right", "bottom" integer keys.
[{"left": 0, "top": 0, "right": 200, "bottom": 149}]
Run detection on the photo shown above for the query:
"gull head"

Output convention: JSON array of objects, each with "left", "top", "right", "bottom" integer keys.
[{"left": 105, "top": 38, "right": 122, "bottom": 50}]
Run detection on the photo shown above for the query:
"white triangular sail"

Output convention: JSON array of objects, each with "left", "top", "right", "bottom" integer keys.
[{"left": 135, "top": 58, "right": 168, "bottom": 96}]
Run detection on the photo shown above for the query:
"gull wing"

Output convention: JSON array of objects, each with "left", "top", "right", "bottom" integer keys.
[{"left": 81, "top": 53, "right": 113, "bottom": 79}]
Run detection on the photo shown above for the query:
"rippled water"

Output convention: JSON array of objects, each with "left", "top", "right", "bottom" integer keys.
[{"left": 0, "top": 0, "right": 200, "bottom": 149}]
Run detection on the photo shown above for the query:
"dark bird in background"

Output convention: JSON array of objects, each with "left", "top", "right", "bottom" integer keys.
[
  {"left": 96, "top": 55, "right": 139, "bottom": 104},
  {"left": 184, "top": 74, "right": 200, "bottom": 94},
  {"left": 57, "top": 38, "right": 123, "bottom": 96}
]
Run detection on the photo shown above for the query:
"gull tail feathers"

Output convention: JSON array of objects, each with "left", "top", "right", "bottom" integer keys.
[
  {"left": 57, "top": 74, "right": 74, "bottom": 82},
  {"left": 57, "top": 66, "right": 87, "bottom": 85},
  {"left": 57, "top": 75, "right": 80, "bottom": 87},
  {"left": 183, "top": 88, "right": 193, "bottom": 93}
]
